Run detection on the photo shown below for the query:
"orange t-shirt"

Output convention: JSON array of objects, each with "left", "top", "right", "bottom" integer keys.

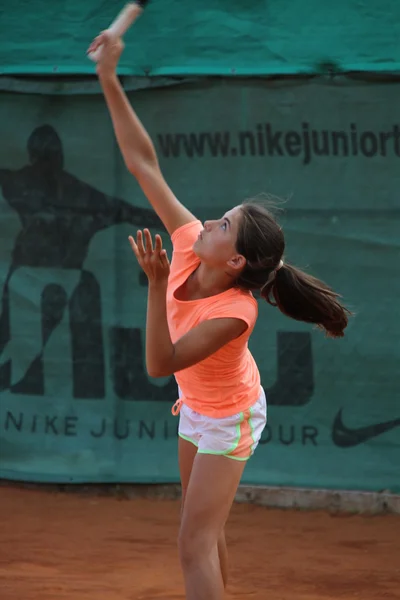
[{"left": 166, "top": 220, "right": 261, "bottom": 418}]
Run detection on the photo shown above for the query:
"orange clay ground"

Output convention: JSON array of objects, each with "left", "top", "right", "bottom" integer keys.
[{"left": 0, "top": 485, "right": 399, "bottom": 600}]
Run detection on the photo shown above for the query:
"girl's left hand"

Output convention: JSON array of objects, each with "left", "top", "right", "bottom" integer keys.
[{"left": 129, "top": 229, "right": 170, "bottom": 284}]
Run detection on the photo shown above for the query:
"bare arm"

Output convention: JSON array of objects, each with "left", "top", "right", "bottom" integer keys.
[
  {"left": 146, "top": 281, "right": 247, "bottom": 378},
  {"left": 128, "top": 229, "right": 248, "bottom": 378},
  {"left": 92, "top": 33, "right": 196, "bottom": 236}
]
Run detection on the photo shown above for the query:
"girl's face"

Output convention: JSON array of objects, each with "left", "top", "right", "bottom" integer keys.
[{"left": 193, "top": 205, "right": 246, "bottom": 274}]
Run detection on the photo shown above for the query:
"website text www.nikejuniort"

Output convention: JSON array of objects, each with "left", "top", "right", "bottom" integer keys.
[{"left": 156, "top": 123, "right": 400, "bottom": 165}]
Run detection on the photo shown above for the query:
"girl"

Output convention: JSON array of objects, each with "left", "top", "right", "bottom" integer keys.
[{"left": 88, "top": 32, "right": 351, "bottom": 600}]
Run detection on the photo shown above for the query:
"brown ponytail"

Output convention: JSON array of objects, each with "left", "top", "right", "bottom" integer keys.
[
  {"left": 261, "top": 263, "right": 351, "bottom": 338},
  {"left": 235, "top": 200, "right": 352, "bottom": 338}
]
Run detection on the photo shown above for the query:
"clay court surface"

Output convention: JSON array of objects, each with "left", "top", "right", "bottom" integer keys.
[{"left": 0, "top": 485, "right": 399, "bottom": 600}]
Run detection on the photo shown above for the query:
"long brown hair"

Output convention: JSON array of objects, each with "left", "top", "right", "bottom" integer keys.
[{"left": 235, "top": 200, "right": 352, "bottom": 338}]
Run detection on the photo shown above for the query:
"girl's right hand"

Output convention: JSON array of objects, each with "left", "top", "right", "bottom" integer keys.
[{"left": 87, "top": 31, "right": 124, "bottom": 77}]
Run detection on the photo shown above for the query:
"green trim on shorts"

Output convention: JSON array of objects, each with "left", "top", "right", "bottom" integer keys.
[
  {"left": 224, "top": 411, "right": 245, "bottom": 454},
  {"left": 178, "top": 433, "right": 198, "bottom": 447},
  {"left": 249, "top": 405, "right": 257, "bottom": 455},
  {"left": 180, "top": 411, "right": 252, "bottom": 460},
  {"left": 197, "top": 449, "right": 250, "bottom": 462},
  {"left": 192, "top": 412, "right": 244, "bottom": 458}
]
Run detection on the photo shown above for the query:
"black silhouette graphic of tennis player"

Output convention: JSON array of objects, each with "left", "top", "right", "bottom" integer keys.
[{"left": 0, "top": 124, "right": 176, "bottom": 400}]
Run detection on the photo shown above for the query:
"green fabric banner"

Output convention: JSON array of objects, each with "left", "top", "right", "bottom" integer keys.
[
  {"left": 1, "top": 1, "right": 400, "bottom": 76},
  {"left": 0, "top": 78, "right": 399, "bottom": 491}
]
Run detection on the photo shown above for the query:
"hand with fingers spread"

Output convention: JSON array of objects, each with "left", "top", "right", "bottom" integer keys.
[{"left": 129, "top": 229, "right": 170, "bottom": 284}]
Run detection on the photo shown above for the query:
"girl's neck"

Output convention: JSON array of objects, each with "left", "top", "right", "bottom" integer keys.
[{"left": 190, "top": 262, "right": 234, "bottom": 299}]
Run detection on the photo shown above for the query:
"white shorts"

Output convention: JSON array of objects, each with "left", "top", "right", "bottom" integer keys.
[{"left": 178, "top": 388, "right": 267, "bottom": 461}]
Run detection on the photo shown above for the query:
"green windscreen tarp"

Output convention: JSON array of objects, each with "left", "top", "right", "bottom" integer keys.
[
  {"left": 1, "top": 1, "right": 400, "bottom": 76},
  {"left": 0, "top": 78, "right": 399, "bottom": 491}
]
